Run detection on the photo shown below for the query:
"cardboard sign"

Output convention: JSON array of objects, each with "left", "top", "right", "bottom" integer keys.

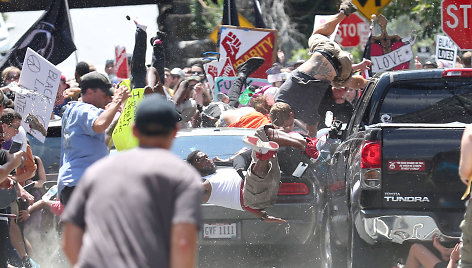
[
  {"left": 371, "top": 42, "right": 414, "bottom": 73},
  {"left": 115, "top": 46, "right": 129, "bottom": 79},
  {"left": 218, "top": 26, "right": 277, "bottom": 79},
  {"left": 112, "top": 83, "right": 145, "bottom": 151},
  {"left": 111, "top": 79, "right": 144, "bottom": 151},
  {"left": 369, "top": 15, "right": 416, "bottom": 74},
  {"left": 15, "top": 48, "right": 60, "bottom": 143},
  {"left": 203, "top": 58, "right": 237, "bottom": 91},
  {"left": 213, "top": 76, "right": 269, "bottom": 102},
  {"left": 435, "top": 35, "right": 457, "bottom": 68}
]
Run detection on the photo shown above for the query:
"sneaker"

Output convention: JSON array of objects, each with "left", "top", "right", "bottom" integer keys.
[
  {"left": 339, "top": 0, "right": 357, "bottom": 16},
  {"left": 236, "top": 57, "right": 265, "bottom": 77},
  {"left": 243, "top": 135, "right": 279, "bottom": 160}
]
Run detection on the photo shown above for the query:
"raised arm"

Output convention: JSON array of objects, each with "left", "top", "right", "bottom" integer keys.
[{"left": 93, "top": 85, "right": 130, "bottom": 133}]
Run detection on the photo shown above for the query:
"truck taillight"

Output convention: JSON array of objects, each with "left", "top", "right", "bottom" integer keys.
[
  {"left": 442, "top": 69, "right": 472, "bottom": 77},
  {"left": 361, "top": 141, "right": 381, "bottom": 168},
  {"left": 277, "top": 183, "right": 309, "bottom": 195},
  {"left": 361, "top": 141, "right": 382, "bottom": 189}
]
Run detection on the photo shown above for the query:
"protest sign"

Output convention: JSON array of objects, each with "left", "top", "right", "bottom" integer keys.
[
  {"left": 367, "top": 15, "right": 416, "bottom": 74},
  {"left": 435, "top": 35, "right": 457, "bottom": 68},
  {"left": 314, "top": 15, "right": 339, "bottom": 41},
  {"left": 218, "top": 26, "right": 277, "bottom": 79},
  {"left": 112, "top": 80, "right": 145, "bottom": 151},
  {"left": 115, "top": 46, "right": 129, "bottom": 79},
  {"left": 15, "top": 48, "right": 60, "bottom": 143},
  {"left": 213, "top": 76, "right": 269, "bottom": 106}
]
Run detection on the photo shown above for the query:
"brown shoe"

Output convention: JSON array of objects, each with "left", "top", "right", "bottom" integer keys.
[{"left": 339, "top": 0, "right": 357, "bottom": 16}]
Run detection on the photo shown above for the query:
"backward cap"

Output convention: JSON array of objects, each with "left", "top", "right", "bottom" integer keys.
[{"left": 80, "top": 71, "right": 113, "bottom": 95}]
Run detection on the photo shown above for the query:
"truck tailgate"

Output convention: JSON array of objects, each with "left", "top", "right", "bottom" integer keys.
[{"left": 381, "top": 126, "right": 466, "bottom": 211}]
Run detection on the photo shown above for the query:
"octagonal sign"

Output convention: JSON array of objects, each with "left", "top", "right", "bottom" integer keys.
[{"left": 442, "top": 0, "right": 472, "bottom": 50}]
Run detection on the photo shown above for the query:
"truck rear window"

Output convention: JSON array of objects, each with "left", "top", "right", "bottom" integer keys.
[{"left": 377, "top": 80, "right": 472, "bottom": 124}]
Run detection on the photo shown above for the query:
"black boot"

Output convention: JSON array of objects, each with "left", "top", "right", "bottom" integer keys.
[
  {"left": 339, "top": 0, "right": 357, "bottom": 16},
  {"left": 236, "top": 57, "right": 265, "bottom": 77}
]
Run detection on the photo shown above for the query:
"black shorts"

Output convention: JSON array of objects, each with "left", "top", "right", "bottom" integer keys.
[{"left": 275, "top": 70, "right": 330, "bottom": 125}]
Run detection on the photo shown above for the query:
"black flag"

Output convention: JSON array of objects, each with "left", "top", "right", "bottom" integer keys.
[
  {"left": 362, "top": 32, "right": 372, "bottom": 78},
  {"left": 222, "top": 0, "right": 239, "bottom": 26},
  {"left": 0, "top": 0, "right": 76, "bottom": 71},
  {"left": 252, "top": 0, "right": 266, "bottom": 28}
]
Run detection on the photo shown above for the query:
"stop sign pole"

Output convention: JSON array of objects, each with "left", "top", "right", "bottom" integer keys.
[{"left": 442, "top": 0, "right": 472, "bottom": 50}]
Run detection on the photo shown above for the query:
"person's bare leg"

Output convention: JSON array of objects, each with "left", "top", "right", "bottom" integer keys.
[
  {"left": 10, "top": 221, "right": 27, "bottom": 258},
  {"left": 312, "top": 12, "right": 346, "bottom": 37},
  {"left": 405, "top": 243, "right": 442, "bottom": 268}
]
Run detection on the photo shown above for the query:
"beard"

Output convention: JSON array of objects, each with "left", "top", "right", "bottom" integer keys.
[{"left": 199, "top": 165, "right": 216, "bottom": 177}]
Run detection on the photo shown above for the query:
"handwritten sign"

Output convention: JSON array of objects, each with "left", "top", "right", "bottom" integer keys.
[
  {"left": 371, "top": 43, "right": 414, "bottom": 73},
  {"left": 435, "top": 35, "right": 457, "bottom": 68},
  {"left": 15, "top": 48, "right": 60, "bottom": 143},
  {"left": 213, "top": 76, "right": 269, "bottom": 103},
  {"left": 112, "top": 81, "right": 145, "bottom": 151}
]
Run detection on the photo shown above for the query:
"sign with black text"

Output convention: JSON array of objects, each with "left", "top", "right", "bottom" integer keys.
[
  {"left": 15, "top": 48, "right": 60, "bottom": 143},
  {"left": 435, "top": 35, "right": 457, "bottom": 68}
]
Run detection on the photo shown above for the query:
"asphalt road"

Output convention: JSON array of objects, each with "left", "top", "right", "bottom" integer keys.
[{"left": 198, "top": 244, "right": 321, "bottom": 268}]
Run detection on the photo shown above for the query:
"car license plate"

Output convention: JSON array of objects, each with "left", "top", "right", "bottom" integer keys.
[{"left": 203, "top": 223, "right": 237, "bottom": 239}]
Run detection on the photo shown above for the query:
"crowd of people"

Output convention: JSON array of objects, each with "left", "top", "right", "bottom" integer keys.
[{"left": 0, "top": 0, "right": 471, "bottom": 267}]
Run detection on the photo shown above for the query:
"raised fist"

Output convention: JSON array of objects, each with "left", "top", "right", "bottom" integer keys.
[
  {"left": 222, "top": 32, "right": 241, "bottom": 59},
  {"left": 208, "top": 65, "right": 218, "bottom": 79}
]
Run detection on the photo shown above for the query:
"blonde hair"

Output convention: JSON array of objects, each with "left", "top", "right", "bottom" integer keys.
[
  {"left": 1, "top": 66, "right": 21, "bottom": 82},
  {"left": 270, "top": 102, "right": 293, "bottom": 127}
]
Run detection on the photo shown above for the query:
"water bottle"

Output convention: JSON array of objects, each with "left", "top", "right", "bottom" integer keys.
[
  {"left": 238, "top": 86, "right": 256, "bottom": 106},
  {"left": 42, "top": 185, "right": 57, "bottom": 202}
]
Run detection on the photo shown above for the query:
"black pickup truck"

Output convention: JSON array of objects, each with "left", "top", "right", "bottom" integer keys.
[{"left": 321, "top": 69, "right": 472, "bottom": 268}]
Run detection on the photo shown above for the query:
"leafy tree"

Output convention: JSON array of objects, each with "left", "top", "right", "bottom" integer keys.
[{"left": 382, "top": 0, "right": 441, "bottom": 39}]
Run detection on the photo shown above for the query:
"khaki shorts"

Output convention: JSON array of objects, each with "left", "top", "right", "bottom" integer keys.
[{"left": 242, "top": 125, "right": 281, "bottom": 210}]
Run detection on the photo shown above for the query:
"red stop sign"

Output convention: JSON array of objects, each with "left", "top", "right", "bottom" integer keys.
[
  {"left": 442, "top": 0, "right": 472, "bottom": 49},
  {"left": 335, "top": 13, "right": 369, "bottom": 47}
]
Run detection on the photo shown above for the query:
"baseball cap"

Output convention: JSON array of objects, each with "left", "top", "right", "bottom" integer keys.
[
  {"left": 135, "top": 94, "right": 181, "bottom": 135},
  {"left": 80, "top": 71, "right": 114, "bottom": 96},
  {"left": 170, "top": 67, "right": 186, "bottom": 77}
]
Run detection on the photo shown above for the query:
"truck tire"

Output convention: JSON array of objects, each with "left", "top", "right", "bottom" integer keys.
[
  {"left": 321, "top": 207, "right": 346, "bottom": 268},
  {"left": 348, "top": 221, "right": 392, "bottom": 268}
]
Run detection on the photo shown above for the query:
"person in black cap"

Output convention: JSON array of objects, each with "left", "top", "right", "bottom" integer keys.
[
  {"left": 62, "top": 94, "right": 202, "bottom": 268},
  {"left": 57, "top": 71, "right": 131, "bottom": 206}
]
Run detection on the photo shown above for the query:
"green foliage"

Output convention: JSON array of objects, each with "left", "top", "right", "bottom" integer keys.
[
  {"left": 382, "top": 0, "right": 441, "bottom": 39},
  {"left": 190, "top": 0, "right": 223, "bottom": 36},
  {"left": 289, "top": 48, "right": 311, "bottom": 62}
]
